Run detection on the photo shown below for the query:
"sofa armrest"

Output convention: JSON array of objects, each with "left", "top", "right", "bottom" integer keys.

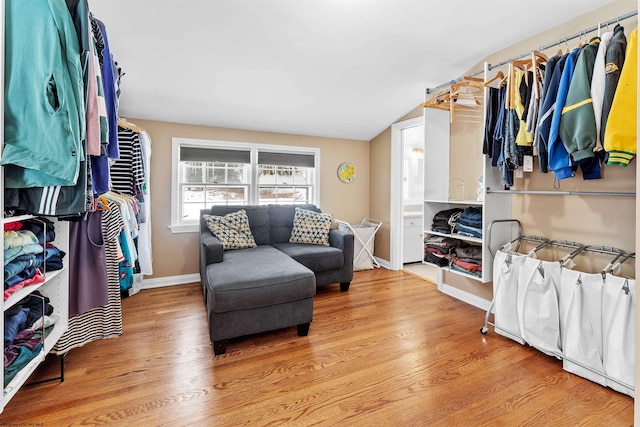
[
  {"left": 201, "top": 232, "right": 224, "bottom": 265},
  {"left": 329, "top": 228, "right": 354, "bottom": 273}
]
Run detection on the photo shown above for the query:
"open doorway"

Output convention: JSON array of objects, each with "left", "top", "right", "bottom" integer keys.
[{"left": 390, "top": 116, "right": 424, "bottom": 270}]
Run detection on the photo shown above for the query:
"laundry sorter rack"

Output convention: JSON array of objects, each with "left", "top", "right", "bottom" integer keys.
[
  {"left": 336, "top": 218, "right": 382, "bottom": 271},
  {"left": 481, "top": 219, "right": 636, "bottom": 397}
]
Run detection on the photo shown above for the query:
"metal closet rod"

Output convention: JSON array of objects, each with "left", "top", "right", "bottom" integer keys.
[
  {"left": 486, "top": 188, "right": 636, "bottom": 197},
  {"left": 425, "top": 9, "right": 638, "bottom": 94}
]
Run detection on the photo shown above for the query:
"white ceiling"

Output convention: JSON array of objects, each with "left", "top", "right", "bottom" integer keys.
[{"left": 89, "top": 0, "right": 615, "bottom": 141}]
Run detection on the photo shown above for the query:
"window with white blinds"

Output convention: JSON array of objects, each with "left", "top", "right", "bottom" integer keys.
[{"left": 171, "top": 138, "right": 319, "bottom": 232}]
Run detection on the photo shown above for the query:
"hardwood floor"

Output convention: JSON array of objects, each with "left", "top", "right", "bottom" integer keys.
[{"left": 0, "top": 269, "right": 633, "bottom": 426}]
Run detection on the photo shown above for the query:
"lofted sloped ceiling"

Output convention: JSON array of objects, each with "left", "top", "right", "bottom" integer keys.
[{"left": 89, "top": 0, "right": 616, "bottom": 141}]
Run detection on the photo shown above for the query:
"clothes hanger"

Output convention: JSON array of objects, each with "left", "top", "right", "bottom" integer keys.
[
  {"left": 118, "top": 118, "right": 145, "bottom": 133},
  {"left": 530, "top": 51, "right": 548, "bottom": 100},
  {"left": 511, "top": 58, "right": 531, "bottom": 71},
  {"left": 505, "top": 62, "right": 514, "bottom": 109},
  {"left": 95, "top": 194, "right": 112, "bottom": 211},
  {"left": 483, "top": 71, "right": 504, "bottom": 87}
]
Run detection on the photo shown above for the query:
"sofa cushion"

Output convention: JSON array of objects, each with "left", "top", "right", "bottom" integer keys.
[
  {"left": 203, "top": 210, "right": 257, "bottom": 250},
  {"left": 273, "top": 242, "right": 344, "bottom": 273},
  {"left": 268, "top": 204, "right": 320, "bottom": 244},
  {"left": 289, "top": 207, "right": 332, "bottom": 246},
  {"left": 209, "top": 205, "right": 270, "bottom": 245},
  {"left": 206, "top": 245, "right": 316, "bottom": 313}
]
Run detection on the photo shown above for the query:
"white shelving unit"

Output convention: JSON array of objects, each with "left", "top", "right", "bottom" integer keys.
[
  {"left": 1, "top": 217, "right": 69, "bottom": 412},
  {"left": 0, "top": 1, "right": 70, "bottom": 413},
  {"left": 422, "top": 91, "right": 513, "bottom": 301}
]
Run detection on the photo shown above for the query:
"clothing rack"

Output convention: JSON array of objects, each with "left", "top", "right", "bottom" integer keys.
[
  {"left": 425, "top": 9, "right": 638, "bottom": 95},
  {"left": 486, "top": 188, "right": 636, "bottom": 197}
]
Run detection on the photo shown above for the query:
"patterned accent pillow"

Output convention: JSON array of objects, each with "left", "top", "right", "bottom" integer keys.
[
  {"left": 289, "top": 207, "right": 332, "bottom": 246},
  {"left": 202, "top": 209, "right": 257, "bottom": 250}
]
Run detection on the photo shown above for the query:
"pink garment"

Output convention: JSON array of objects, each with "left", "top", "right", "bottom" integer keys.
[
  {"left": 85, "top": 30, "right": 101, "bottom": 156},
  {"left": 3, "top": 269, "right": 45, "bottom": 301}
]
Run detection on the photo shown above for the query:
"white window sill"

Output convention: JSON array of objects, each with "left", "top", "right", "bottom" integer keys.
[{"left": 168, "top": 223, "right": 199, "bottom": 234}]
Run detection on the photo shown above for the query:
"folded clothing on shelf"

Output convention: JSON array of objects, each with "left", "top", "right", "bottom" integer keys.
[
  {"left": 455, "top": 206, "right": 483, "bottom": 237},
  {"left": 431, "top": 208, "right": 463, "bottom": 234}
]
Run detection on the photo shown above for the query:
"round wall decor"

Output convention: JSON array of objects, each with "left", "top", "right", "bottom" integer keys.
[{"left": 337, "top": 162, "right": 356, "bottom": 183}]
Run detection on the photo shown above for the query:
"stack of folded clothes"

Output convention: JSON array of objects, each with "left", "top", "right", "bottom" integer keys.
[
  {"left": 454, "top": 207, "right": 482, "bottom": 238},
  {"left": 450, "top": 244, "right": 483, "bottom": 277},
  {"left": 4, "top": 218, "right": 66, "bottom": 301},
  {"left": 423, "top": 235, "right": 460, "bottom": 267},
  {"left": 4, "top": 291, "right": 57, "bottom": 386},
  {"left": 431, "top": 208, "right": 463, "bottom": 234}
]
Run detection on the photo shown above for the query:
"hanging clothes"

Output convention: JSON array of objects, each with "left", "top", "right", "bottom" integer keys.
[
  {"left": 92, "top": 15, "right": 120, "bottom": 159},
  {"left": 559, "top": 37, "right": 603, "bottom": 180},
  {"left": 547, "top": 47, "right": 581, "bottom": 180},
  {"left": 603, "top": 27, "right": 638, "bottom": 166},
  {"left": 537, "top": 54, "right": 569, "bottom": 174},
  {"left": 68, "top": 211, "right": 109, "bottom": 317},
  {"left": 2, "top": 0, "right": 85, "bottom": 188},
  {"left": 52, "top": 200, "right": 125, "bottom": 354},
  {"left": 137, "top": 131, "right": 154, "bottom": 276},
  {"left": 483, "top": 87, "right": 500, "bottom": 158},
  {"left": 111, "top": 125, "right": 145, "bottom": 199},
  {"left": 590, "top": 30, "right": 614, "bottom": 152},
  {"left": 559, "top": 37, "right": 601, "bottom": 162},
  {"left": 600, "top": 24, "right": 627, "bottom": 144}
]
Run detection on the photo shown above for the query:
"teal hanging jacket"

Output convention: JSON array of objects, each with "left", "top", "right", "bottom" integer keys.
[{"left": 2, "top": 0, "right": 85, "bottom": 188}]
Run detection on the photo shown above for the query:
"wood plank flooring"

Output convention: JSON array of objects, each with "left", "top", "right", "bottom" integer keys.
[{"left": 0, "top": 269, "right": 633, "bottom": 426}]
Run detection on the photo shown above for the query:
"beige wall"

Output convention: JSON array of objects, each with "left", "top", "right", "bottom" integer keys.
[
  {"left": 368, "top": 127, "right": 392, "bottom": 261},
  {"left": 131, "top": 119, "right": 369, "bottom": 279}
]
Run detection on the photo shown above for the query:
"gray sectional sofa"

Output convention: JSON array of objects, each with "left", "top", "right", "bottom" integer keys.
[{"left": 199, "top": 204, "right": 354, "bottom": 355}]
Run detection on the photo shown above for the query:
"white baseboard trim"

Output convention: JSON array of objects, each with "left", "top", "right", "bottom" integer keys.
[
  {"left": 141, "top": 273, "right": 201, "bottom": 289},
  {"left": 438, "top": 283, "right": 491, "bottom": 311},
  {"left": 375, "top": 257, "right": 391, "bottom": 270}
]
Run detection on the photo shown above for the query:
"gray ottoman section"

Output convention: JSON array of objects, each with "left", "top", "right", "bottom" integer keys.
[{"left": 206, "top": 245, "right": 316, "bottom": 355}]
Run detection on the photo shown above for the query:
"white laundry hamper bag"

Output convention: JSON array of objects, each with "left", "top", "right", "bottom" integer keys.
[
  {"left": 517, "top": 257, "right": 562, "bottom": 357},
  {"left": 493, "top": 249, "right": 526, "bottom": 344},
  {"left": 559, "top": 270, "right": 606, "bottom": 385},
  {"left": 602, "top": 274, "right": 635, "bottom": 396}
]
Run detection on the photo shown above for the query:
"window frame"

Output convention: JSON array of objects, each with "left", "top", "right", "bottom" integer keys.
[{"left": 170, "top": 137, "right": 320, "bottom": 233}]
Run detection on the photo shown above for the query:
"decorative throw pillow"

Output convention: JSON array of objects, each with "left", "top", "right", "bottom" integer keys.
[
  {"left": 202, "top": 209, "right": 257, "bottom": 250},
  {"left": 289, "top": 207, "right": 332, "bottom": 246}
]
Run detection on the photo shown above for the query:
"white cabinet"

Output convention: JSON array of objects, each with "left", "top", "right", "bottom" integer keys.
[
  {"left": 403, "top": 215, "right": 423, "bottom": 264},
  {"left": 1, "top": 216, "right": 69, "bottom": 412}
]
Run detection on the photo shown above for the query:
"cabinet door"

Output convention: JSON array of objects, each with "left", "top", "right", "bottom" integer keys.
[{"left": 403, "top": 217, "right": 423, "bottom": 263}]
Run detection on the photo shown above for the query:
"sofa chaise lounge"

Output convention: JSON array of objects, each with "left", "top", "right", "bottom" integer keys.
[{"left": 199, "top": 204, "right": 354, "bottom": 355}]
